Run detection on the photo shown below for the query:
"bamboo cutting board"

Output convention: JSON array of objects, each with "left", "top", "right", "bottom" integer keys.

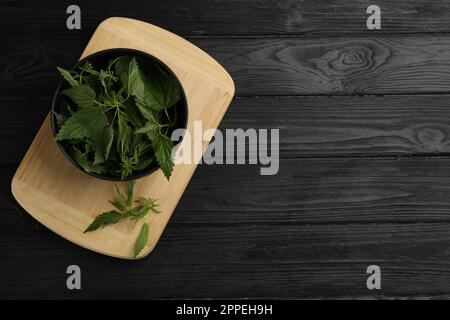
[{"left": 11, "top": 17, "right": 235, "bottom": 259}]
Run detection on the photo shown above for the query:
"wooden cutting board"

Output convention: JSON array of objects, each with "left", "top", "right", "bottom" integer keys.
[{"left": 11, "top": 17, "right": 235, "bottom": 259}]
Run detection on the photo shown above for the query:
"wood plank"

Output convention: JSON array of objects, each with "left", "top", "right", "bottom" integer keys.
[
  {"left": 177, "top": 157, "right": 450, "bottom": 225},
  {"left": 4, "top": 156, "right": 450, "bottom": 227},
  {"left": 5, "top": 155, "right": 450, "bottom": 297},
  {"left": 223, "top": 95, "right": 450, "bottom": 157},
  {"left": 209, "top": 36, "right": 450, "bottom": 95},
  {"left": 2, "top": 223, "right": 450, "bottom": 298},
  {"left": 0, "top": 98, "right": 48, "bottom": 165},
  {"left": 5, "top": 207, "right": 450, "bottom": 266},
  {"left": 4, "top": 94, "right": 450, "bottom": 165},
  {"left": 4, "top": 0, "right": 450, "bottom": 37},
  {"left": 4, "top": 36, "right": 450, "bottom": 96}
]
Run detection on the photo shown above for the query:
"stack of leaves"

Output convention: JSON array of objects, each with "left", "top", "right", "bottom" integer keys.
[
  {"left": 84, "top": 180, "right": 160, "bottom": 257},
  {"left": 54, "top": 56, "right": 181, "bottom": 179}
]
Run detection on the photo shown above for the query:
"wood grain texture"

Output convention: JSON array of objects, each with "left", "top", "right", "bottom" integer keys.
[
  {"left": 3, "top": 226, "right": 450, "bottom": 299},
  {"left": 5, "top": 156, "right": 450, "bottom": 298},
  {"left": 5, "top": 157, "right": 450, "bottom": 228},
  {"left": 177, "top": 157, "right": 450, "bottom": 225},
  {"left": 212, "top": 36, "right": 450, "bottom": 96},
  {"left": 5, "top": 0, "right": 450, "bottom": 37},
  {"left": 224, "top": 95, "right": 450, "bottom": 157},
  {"left": 4, "top": 95, "right": 450, "bottom": 166},
  {"left": 3, "top": 0, "right": 450, "bottom": 300},
  {"left": 11, "top": 17, "right": 234, "bottom": 259},
  {"left": 5, "top": 36, "right": 450, "bottom": 96}
]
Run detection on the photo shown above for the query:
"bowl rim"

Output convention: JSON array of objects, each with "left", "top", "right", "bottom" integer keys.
[{"left": 51, "top": 47, "right": 189, "bottom": 181}]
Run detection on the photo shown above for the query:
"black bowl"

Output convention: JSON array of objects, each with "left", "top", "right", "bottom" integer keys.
[{"left": 51, "top": 48, "right": 188, "bottom": 181}]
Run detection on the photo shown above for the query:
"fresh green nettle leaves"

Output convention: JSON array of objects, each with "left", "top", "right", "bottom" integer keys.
[
  {"left": 56, "top": 59, "right": 173, "bottom": 257},
  {"left": 134, "top": 223, "right": 149, "bottom": 257},
  {"left": 55, "top": 56, "right": 180, "bottom": 179},
  {"left": 84, "top": 180, "right": 160, "bottom": 257},
  {"left": 62, "top": 85, "right": 96, "bottom": 108},
  {"left": 56, "top": 107, "right": 107, "bottom": 141}
]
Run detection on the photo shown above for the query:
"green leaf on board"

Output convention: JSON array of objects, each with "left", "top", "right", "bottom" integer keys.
[
  {"left": 134, "top": 223, "right": 149, "bottom": 257},
  {"left": 84, "top": 181, "right": 160, "bottom": 257},
  {"left": 84, "top": 210, "right": 124, "bottom": 233}
]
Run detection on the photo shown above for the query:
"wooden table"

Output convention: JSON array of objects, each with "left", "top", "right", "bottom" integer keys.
[{"left": 2, "top": 0, "right": 450, "bottom": 299}]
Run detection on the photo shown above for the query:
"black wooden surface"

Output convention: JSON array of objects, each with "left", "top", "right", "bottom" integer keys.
[{"left": 2, "top": 0, "right": 450, "bottom": 299}]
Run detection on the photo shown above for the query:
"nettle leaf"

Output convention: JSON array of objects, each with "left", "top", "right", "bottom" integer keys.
[
  {"left": 57, "top": 67, "right": 79, "bottom": 87},
  {"left": 136, "top": 65, "right": 180, "bottom": 111},
  {"left": 109, "top": 199, "right": 126, "bottom": 212},
  {"left": 133, "top": 134, "right": 152, "bottom": 153},
  {"left": 135, "top": 196, "right": 159, "bottom": 208},
  {"left": 79, "top": 61, "right": 99, "bottom": 76},
  {"left": 56, "top": 55, "right": 181, "bottom": 181},
  {"left": 72, "top": 147, "right": 106, "bottom": 174},
  {"left": 151, "top": 132, "right": 175, "bottom": 179},
  {"left": 134, "top": 223, "right": 149, "bottom": 257},
  {"left": 130, "top": 206, "right": 149, "bottom": 221},
  {"left": 134, "top": 121, "right": 157, "bottom": 135},
  {"left": 115, "top": 57, "right": 143, "bottom": 96},
  {"left": 135, "top": 98, "right": 155, "bottom": 121},
  {"left": 84, "top": 210, "right": 124, "bottom": 233},
  {"left": 123, "top": 99, "right": 145, "bottom": 128},
  {"left": 126, "top": 180, "right": 135, "bottom": 207},
  {"left": 93, "top": 124, "right": 114, "bottom": 165},
  {"left": 56, "top": 107, "right": 107, "bottom": 141},
  {"left": 107, "top": 56, "right": 124, "bottom": 70},
  {"left": 109, "top": 184, "right": 129, "bottom": 212},
  {"left": 133, "top": 158, "right": 153, "bottom": 171},
  {"left": 135, "top": 197, "right": 160, "bottom": 214},
  {"left": 131, "top": 196, "right": 160, "bottom": 221},
  {"left": 53, "top": 111, "right": 67, "bottom": 128},
  {"left": 117, "top": 112, "right": 131, "bottom": 150},
  {"left": 99, "top": 70, "right": 117, "bottom": 91},
  {"left": 82, "top": 180, "right": 161, "bottom": 258},
  {"left": 61, "top": 85, "right": 96, "bottom": 108}
]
